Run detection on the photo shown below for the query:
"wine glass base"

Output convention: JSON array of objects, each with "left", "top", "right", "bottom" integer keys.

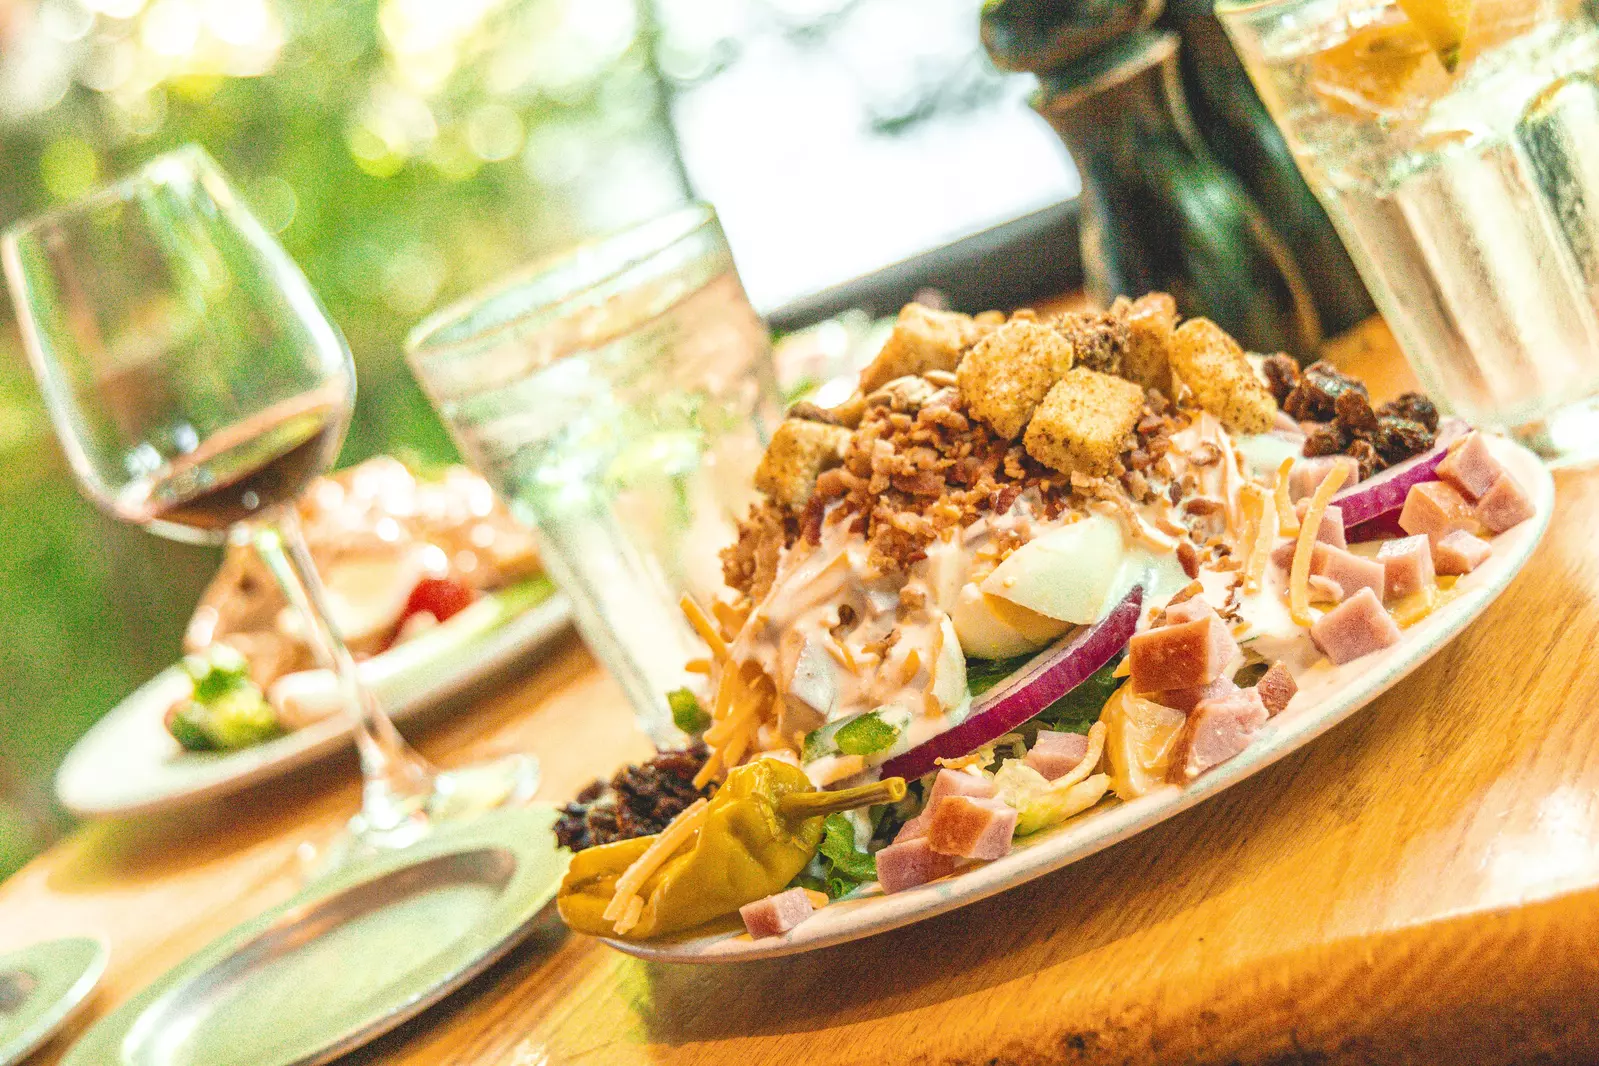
[{"left": 302, "top": 753, "right": 541, "bottom": 878}]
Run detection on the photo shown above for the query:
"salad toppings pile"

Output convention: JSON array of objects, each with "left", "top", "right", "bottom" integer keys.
[
  {"left": 166, "top": 457, "right": 540, "bottom": 751},
  {"left": 554, "top": 294, "right": 1537, "bottom": 945}
]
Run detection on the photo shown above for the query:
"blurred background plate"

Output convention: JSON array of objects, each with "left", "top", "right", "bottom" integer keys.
[
  {"left": 61, "top": 806, "right": 567, "bottom": 1066},
  {"left": 55, "top": 582, "right": 570, "bottom": 819},
  {"left": 0, "top": 936, "right": 107, "bottom": 1066}
]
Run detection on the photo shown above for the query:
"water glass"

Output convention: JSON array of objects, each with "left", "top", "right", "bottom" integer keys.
[
  {"left": 1219, "top": 0, "right": 1599, "bottom": 464},
  {"left": 406, "top": 204, "right": 781, "bottom": 745}
]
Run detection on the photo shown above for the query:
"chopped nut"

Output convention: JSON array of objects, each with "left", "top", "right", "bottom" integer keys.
[{"left": 1052, "top": 307, "right": 1130, "bottom": 375}]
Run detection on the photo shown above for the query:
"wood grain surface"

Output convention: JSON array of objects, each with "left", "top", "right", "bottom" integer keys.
[{"left": 5, "top": 319, "right": 1599, "bottom": 1066}]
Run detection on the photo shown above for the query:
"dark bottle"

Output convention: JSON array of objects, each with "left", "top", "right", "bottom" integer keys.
[
  {"left": 1161, "top": 0, "right": 1374, "bottom": 335},
  {"left": 1033, "top": 30, "right": 1321, "bottom": 359}
]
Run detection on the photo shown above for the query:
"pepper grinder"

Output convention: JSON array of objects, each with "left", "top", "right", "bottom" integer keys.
[{"left": 982, "top": 0, "right": 1373, "bottom": 359}]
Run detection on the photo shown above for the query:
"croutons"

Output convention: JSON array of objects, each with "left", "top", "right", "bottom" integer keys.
[
  {"left": 753, "top": 418, "right": 852, "bottom": 509},
  {"left": 865, "top": 374, "right": 943, "bottom": 414},
  {"left": 957, "top": 319, "right": 1076, "bottom": 439},
  {"left": 1167, "top": 318, "right": 1278, "bottom": 433},
  {"left": 1023, "top": 367, "right": 1144, "bottom": 476},
  {"left": 1118, "top": 292, "right": 1177, "bottom": 394},
  {"left": 1052, "top": 308, "right": 1130, "bottom": 375},
  {"left": 858, "top": 303, "right": 992, "bottom": 393}
]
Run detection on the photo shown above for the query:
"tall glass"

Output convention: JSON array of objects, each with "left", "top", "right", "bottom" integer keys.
[
  {"left": 406, "top": 204, "right": 781, "bottom": 745},
  {"left": 3, "top": 146, "right": 536, "bottom": 861},
  {"left": 1219, "top": 0, "right": 1599, "bottom": 464}
]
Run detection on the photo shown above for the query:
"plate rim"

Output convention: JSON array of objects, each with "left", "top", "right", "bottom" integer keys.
[
  {"left": 61, "top": 806, "right": 567, "bottom": 1066},
  {"left": 55, "top": 583, "right": 571, "bottom": 819},
  {"left": 606, "top": 433, "right": 1556, "bottom": 963},
  {"left": 0, "top": 935, "right": 109, "bottom": 1066}
]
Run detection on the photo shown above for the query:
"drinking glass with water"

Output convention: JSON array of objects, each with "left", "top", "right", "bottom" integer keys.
[
  {"left": 406, "top": 205, "right": 782, "bottom": 744},
  {"left": 1220, "top": 0, "right": 1599, "bottom": 464}
]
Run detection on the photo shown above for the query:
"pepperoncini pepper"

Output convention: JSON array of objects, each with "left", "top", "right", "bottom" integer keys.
[{"left": 557, "top": 758, "right": 906, "bottom": 940}]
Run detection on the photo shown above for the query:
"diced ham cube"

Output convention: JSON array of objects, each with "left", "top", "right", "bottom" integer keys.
[
  {"left": 1274, "top": 541, "right": 1385, "bottom": 602},
  {"left": 1311, "top": 587, "right": 1401, "bottom": 665},
  {"left": 1376, "top": 534, "right": 1435, "bottom": 601},
  {"left": 1436, "top": 432, "right": 1504, "bottom": 502},
  {"left": 1290, "top": 455, "right": 1361, "bottom": 502},
  {"left": 1157, "top": 675, "right": 1238, "bottom": 714},
  {"left": 1398, "top": 480, "right": 1476, "bottom": 546},
  {"left": 1294, "top": 498, "right": 1347, "bottom": 548},
  {"left": 740, "top": 888, "right": 816, "bottom": 939},
  {"left": 1475, "top": 473, "right": 1534, "bottom": 534},
  {"left": 1255, "top": 661, "right": 1297, "bottom": 716},
  {"left": 875, "top": 836, "right": 960, "bottom": 893},
  {"left": 926, "top": 795, "right": 1018, "bottom": 860},
  {"left": 896, "top": 769, "right": 998, "bottom": 842},
  {"left": 1172, "top": 688, "right": 1269, "bottom": 781},
  {"left": 1434, "top": 529, "right": 1492, "bottom": 575},
  {"left": 1023, "top": 729, "right": 1091, "bottom": 781},
  {"left": 1163, "top": 596, "right": 1218, "bottom": 625},
  {"left": 1129, "top": 613, "right": 1240, "bottom": 693}
]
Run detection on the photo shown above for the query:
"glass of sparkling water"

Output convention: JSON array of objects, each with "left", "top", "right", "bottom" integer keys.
[
  {"left": 1219, "top": 0, "right": 1599, "bottom": 464},
  {"left": 406, "top": 204, "right": 781, "bottom": 744}
]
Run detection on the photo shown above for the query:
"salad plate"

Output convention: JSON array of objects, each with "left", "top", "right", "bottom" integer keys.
[
  {"left": 56, "top": 581, "right": 571, "bottom": 819},
  {"left": 604, "top": 431, "right": 1552, "bottom": 963},
  {"left": 62, "top": 806, "right": 568, "bottom": 1066},
  {"left": 0, "top": 937, "right": 108, "bottom": 1066}
]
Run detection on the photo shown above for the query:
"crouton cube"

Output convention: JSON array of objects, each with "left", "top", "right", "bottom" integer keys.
[
  {"left": 1168, "top": 318, "right": 1279, "bottom": 433},
  {"left": 1118, "top": 292, "right": 1178, "bottom": 393},
  {"left": 859, "top": 303, "right": 991, "bottom": 393},
  {"left": 1022, "top": 367, "right": 1144, "bottom": 476},
  {"left": 956, "top": 319, "right": 1076, "bottom": 439},
  {"left": 753, "top": 418, "right": 852, "bottom": 510},
  {"left": 1052, "top": 308, "right": 1130, "bottom": 375}
]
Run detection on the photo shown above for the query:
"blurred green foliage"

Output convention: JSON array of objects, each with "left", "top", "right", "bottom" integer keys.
[{"left": 0, "top": 0, "right": 688, "bottom": 875}]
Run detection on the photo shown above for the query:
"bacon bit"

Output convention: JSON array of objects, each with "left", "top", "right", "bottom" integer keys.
[
  {"left": 1241, "top": 483, "right": 1277, "bottom": 594},
  {"left": 685, "top": 658, "right": 712, "bottom": 676},
  {"left": 1274, "top": 456, "right": 1300, "bottom": 537},
  {"left": 1289, "top": 463, "right": 1348, "bottom": 628},
  {"left": 681, "top": 595, "right": 728, "bottom": 661}
]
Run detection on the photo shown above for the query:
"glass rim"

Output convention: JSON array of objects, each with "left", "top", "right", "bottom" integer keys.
[
  {"left": 1213, "top": 0, "right": 1307, "bottom": 17},
  {"left": 403, "top": 201, "right": 721, "bottom": 366},
  {"left": 1, "top": 144, "right": 222, "bottom": 245}
]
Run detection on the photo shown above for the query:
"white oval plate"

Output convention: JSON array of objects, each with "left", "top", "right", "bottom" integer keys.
[
  {"left": 609, "top": 434, "right": 1554, "bottom": 963},
  {"left": 56, "top": 581, "right": 571, "bottom": 819},
  {"left": 0, "top": 936, "right": 108, "bottom": 1066}
]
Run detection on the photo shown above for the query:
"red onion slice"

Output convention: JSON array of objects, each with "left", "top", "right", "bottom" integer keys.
[
  {"left": 880, "top": 584, "right": 1144, "bottom": 782},
  {"left": 1331, "top": 418, "right": 1468, "bottom": 530}
]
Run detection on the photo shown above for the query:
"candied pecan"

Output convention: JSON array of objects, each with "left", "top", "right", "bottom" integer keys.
[
  {"left": 555, "top": 744, "right": 711, "bottom": 852},
  {"left": 1347, "top": 438, "right": 1381, "bottom": 481},
  {"left": 1373, "top": 416, "right": 1434, "bottom": 464},
  {"left": 1376, "top": 392, "right": 1439, "bottom": 433},
  {"left": 1302, "top": 421, "right": 1349, "bottom": 457},
  {"left": 1284, "top": 361, "right": 1367, "bottom": 422},
  {"left": 1333, "top": 387, "right": 1379, "bottom": 437},
  {"left": 1261, "top": 353, "right": 1301, "bottom": 406}
]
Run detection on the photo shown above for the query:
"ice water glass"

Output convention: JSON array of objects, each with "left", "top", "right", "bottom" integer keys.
[
  {"left": 3, "top": 146, "right": 537, "bottom": 866},
  {"left": 406, "top": 204, "right": 781, "bottom": 746},
  {"left": 1219, "top": 0, "right": 1599, "bottom": 464}
]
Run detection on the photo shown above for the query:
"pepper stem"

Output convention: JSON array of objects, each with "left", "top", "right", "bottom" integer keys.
[{"left": 777, "top": 777, "right": 907, "bottom": 821}]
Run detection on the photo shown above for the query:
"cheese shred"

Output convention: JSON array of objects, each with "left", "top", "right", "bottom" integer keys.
[
  {"left": 604, "top": 797, "right": 711, "bottom": 929},
  {"left": 1288, "top": 464, "right": 1348, "bottom": 628},
  {"left": 1241, "top": 484, "right": 1276, "bottom": 594},
  {"left": 681, "top": 595, "right": 729, "bottom": 661},
  {"left": 1274, "top": 457, "right": 1300, "bottom": 537}
]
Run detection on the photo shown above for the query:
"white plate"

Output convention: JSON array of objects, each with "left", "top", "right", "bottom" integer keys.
[
  {"left": 0, "top": 937, "right": 107, "bottom": 1066},
  {"left": 57, "top": 582, "right": 572, "bottom": 819},
  {"left": 609, "top": 434, "right": 1555, "bottom": 963}
]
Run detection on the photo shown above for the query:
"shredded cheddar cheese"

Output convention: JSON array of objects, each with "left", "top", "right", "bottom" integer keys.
[
  {"left": 1241, "top": 483, "right": 1276, "bottom": 594},
  {"left": 604, "top": 797, "right": 711, "bottom": 929},
  {"left": 612, "top": 895, "right": 645, "bottom": 936},
  {"left": 681, "top": 595, "right": 728, "bottom": 660},
  {"left": 1274, "top": 456, "right": 1299, "bottom": 537},
  {"left": 1288, "top": 464, "right": 1348, "bottom": 628}
]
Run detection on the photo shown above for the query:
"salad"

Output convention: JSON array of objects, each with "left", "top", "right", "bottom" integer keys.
[
  {"left": 555, "top": 296, "right": 1535, "bottom": 943},
  {"left": 166, "top": 456, "right": 541, "bottom": 752}
]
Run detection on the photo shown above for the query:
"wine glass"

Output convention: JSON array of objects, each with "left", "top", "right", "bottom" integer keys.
[{"left": 2, "top": 145, "right": 537, "bottom": 865}]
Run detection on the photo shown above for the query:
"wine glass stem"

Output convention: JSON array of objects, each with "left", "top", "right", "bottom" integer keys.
[{"left": 248, "top": 504, "right": 435, "bottom": 827}]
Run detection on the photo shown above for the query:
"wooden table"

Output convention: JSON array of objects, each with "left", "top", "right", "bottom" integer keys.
[{"left": 6, "top": 320, "right": 1599, "bottom": 1066}]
